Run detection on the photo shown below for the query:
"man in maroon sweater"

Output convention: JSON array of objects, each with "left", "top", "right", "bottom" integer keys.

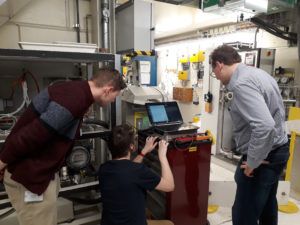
[{"left": 0, "top": 68, "right": 126, "bottom": 225}]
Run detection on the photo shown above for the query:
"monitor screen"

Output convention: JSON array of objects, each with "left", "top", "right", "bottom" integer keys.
[
  {"left": 146, "top": 102, "right": 183, "bottom": 125},
  {"left": 148, "top": 105, "right": 168, "bottom": 123}
]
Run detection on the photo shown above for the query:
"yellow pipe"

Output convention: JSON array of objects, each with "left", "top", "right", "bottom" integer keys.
[
  {"left": 285, "top": 131, "right": 300, "bottom": 181},
  {"left": 278, "top": 131, "right": 300, "bottom": 213}
]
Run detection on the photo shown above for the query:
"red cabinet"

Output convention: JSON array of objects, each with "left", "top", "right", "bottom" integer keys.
[
  {"left": 166, "top": 142, "right": 211, "bottom": 225},
  {"left": 139, "top": 130, "right": 211, "bottom": 225}
]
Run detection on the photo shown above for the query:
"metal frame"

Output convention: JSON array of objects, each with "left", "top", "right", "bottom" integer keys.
[
  {"left": 0, "top": 48, "right": 117, "bottom": 211},
  {"left": 0, "top": 48, "right": 115, "bottom": 63}
]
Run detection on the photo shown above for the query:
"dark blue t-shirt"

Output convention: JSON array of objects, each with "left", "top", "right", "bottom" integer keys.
[{"left": 98, "top": 160, "right": 161, "bottom": 225}]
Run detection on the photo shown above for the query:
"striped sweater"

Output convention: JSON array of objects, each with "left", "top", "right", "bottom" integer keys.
[{"left": 0, "top": 80, "right": 94, "bottom": 195}]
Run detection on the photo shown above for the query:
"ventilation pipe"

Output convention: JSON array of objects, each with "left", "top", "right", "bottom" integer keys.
[
  {"left": 298, "top": 1, "right": 300, "bottom": 61},
  {"left": 101, "top": 0, "right": 110, "bottom": 51},
  {"left": 75, "top": 0, "right": 81, "bottom": 43}
]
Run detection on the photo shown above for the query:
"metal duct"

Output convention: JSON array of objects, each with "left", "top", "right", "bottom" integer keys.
[
  {"left": 101, "top": 0, "right": 110, "bottom": 50},
  {"left": 298, "top": 1, "right": 300, "bottom": 61},
  {"left": 75, "top": 0, "right": 80, "bottom": 43}
]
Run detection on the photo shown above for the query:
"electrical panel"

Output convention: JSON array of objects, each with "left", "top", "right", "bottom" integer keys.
[{"left": 138, "top": 61, "right": 151, "bottom": 85}]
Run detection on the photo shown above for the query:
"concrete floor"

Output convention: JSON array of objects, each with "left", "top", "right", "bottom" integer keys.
[
  {"left": 1, "top": 156, "right": 299, "bottom": 225},
  {"left": 208, "top": 156, "right": 300, "bottom": 225}
]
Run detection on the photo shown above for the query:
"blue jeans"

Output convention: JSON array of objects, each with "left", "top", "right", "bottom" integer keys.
[{"left": 232, "top": 142, "right": 289, "bottom": 225}]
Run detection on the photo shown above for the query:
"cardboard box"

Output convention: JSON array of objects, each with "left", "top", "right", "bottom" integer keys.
[{"left": 173, "top": 87, "right": 193, "bottom": 102}]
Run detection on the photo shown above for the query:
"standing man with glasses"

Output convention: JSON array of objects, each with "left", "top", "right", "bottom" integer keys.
[{"left": 210, "top": 45, "right": 289, "bottom": 225}]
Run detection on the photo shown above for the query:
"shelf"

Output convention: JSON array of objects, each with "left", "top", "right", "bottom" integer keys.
[
  {"left": 283, "top": 99, "right": 297, "bottom": 103},
  {"left": 79, "top": 125, "right": 111, "bottom": 140},
  {"left": 0, "top": 48, "right": 115, "bottom": 63},
  {"left": 0, "top": 127, "right": 111, "bottom": 144},
  {"left": 59, "top": 181, "right": 99, "bottom": 194}
]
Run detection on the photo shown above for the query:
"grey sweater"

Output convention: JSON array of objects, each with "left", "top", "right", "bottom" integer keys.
[{"left": 226, "top": 63, "right": 288, "bottom": 169}]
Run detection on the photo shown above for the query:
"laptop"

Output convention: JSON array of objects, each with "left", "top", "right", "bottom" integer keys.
[{"left": 145, "top": 101, "right": 198, "bottom": 136}]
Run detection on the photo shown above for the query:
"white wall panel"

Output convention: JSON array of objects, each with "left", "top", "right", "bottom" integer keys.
[
  {"left": 0, "top": 24, "right": 19, "bottom": 48},
  {"left": 0, "top": 0, "right": 92, "bottom": 48},
  {"left": 155, "top": 27, "right": 299, "bottom": 155}
]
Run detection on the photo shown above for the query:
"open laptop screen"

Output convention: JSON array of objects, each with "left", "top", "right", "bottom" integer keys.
[{"left": 145, "top": 101, "right": 183, "bottom": 126}]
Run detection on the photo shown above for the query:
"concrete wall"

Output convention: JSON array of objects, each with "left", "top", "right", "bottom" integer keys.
[{"left": 0, "top": 0, "right": 92, "bottom": 49}]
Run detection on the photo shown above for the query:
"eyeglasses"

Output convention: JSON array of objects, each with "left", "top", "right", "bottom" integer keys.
[{"left": 210, "top": 71, "right": 217, "bottom": 78}]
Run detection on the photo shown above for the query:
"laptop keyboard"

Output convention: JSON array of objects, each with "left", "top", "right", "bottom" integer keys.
[{"left": 156, "top": 124, "right": 182, "bottom": 131}]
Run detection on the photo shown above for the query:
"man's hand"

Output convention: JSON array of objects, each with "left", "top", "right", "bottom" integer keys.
[
  {"left": 158, "top": 139, "right": 169, "bottom": 160},
  {"left": 240, "top": 160, "right": 270, "bottom": 177},
  {"left": 240, "top": 161, "right": 254, "bottom": 177},
  {"left": 141, "top": 136, "right": 158, "bottom": 155}
]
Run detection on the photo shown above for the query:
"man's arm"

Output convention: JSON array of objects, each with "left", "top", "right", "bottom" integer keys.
[
  {"left": 235, "top": 84, "right": 275, "bottom": 172},
  {"left": 0, "top": 100, "right": 76, "bottom": 165},
  {"left": 155, "top": 140, "right": 174, "bottom": 192},
  {"left": 0, "top": 116, "right": 56, "bottom": 165}
]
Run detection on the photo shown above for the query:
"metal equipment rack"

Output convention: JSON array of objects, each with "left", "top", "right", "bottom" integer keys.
[{"left": 0, "top": 48, "right": 117, "bottom": 211}]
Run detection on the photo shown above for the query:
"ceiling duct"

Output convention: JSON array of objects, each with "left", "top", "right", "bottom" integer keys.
[
  {"left": 154, "top": 0, "right": 200, "bottom": 8},
  {"left": 152, "top": 1, "right": 298, "bottom": 17},
  {"left": 202, "top": 0, "right": 297, "bottom": 14},
  {"left": 202, "top": 0, "right": 257, "bottom": 16},
  {"left": 244, "top": 0, "right": 297, "bottom": 14},
  {"left": 201, "top": 0, "right": 298, "bottom": 19}
]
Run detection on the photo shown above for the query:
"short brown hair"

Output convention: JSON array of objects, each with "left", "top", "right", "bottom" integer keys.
[
  {"left": 108, "top": 124, "right": 136, "bottom": 159},
  {"left": 210, "top": 45, "right": 241, "bottom": 68},
  {"left": 92, "top": 68, "right": 127, "bottom": 91}
]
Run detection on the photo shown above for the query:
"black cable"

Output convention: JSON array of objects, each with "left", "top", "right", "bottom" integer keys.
[
  {"left": 261, "top": 24, "right": 297, "bottom": 42},
  {"left": 24, "top": 70, "right": 40, "bottom": 93},
  {"left": 83, "top": 118, "right": 109, "bottom": 129},
  {"left": 251, "top": 17, "right": 297, "bottom": 42},
  {"left": 172, "top": 135, "right": 196, "bottom": 151},
  {"left": 251, "top": 17, "right": 291, "bottom": 35},
  {"left": 254, "top": 27, "right": 259, "bottom": 49}
]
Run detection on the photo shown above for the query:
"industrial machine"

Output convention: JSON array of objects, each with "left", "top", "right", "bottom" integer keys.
[
  {"left": 138, "top": 128, "right": 212, "bottom": 225},
  {"left": 273, "top": 66, "right": 298, "bottom": 118},
  {"left": 133, "top": 99, "right": 212, "bottom": 225},
  {"left": 120, "top": 50, "right": 166, "bottom": 130}
]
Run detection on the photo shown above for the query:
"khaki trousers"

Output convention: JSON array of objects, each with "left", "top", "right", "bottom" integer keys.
[
  {"left": 4, "top": 170, "right": 60, "bottom": 225},
  {"left": 147, "top": 220, "right": 174, "bottom": 225}
]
